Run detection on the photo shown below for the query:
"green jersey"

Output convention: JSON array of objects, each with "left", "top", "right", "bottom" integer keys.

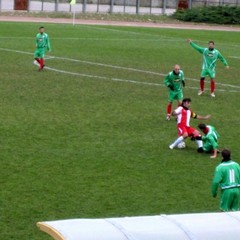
[
  {"left": 212, "top": 160, "right": 240, "bottom": 197},
  {"left": 36, "top": 32, "right": 51, "bottom": 51},
  {"left": 202, "top": 125, "right": 219, "bottom": 150},
  {"left": 164, "top": 70, "right": 185, "bottom": 92},
  {"left": 190, "top": 42, "right": 228, "bottom": 71}
]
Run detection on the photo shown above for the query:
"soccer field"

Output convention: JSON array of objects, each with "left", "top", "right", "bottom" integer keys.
[{"left": 0, "top": 21, "right": 240, "bottom": 239}]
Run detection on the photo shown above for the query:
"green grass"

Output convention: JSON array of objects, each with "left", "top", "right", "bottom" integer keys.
[{"left": 0, "top": 21, "right": 240, "bottom": 239}]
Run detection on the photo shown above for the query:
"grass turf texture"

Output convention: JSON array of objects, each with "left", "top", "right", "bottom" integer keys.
[{"left": 0, "top": 21, "right": 240, "bottom": 239}]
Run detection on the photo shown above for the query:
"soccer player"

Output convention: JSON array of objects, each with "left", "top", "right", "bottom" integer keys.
[
  {"left": 164, "top": 64, "right": 185, "bottom": 121},
  {"left": 187, "top": 39, "right": 229, "bottom": 97},
  {"left": 212, "top": 149, "right": 240, "bottom": 211},
  {"left": 198, "top": 123, "right": 220, "bottom": 158},
  {"left": 169, "top": 98, "right": 210, "bottom": 152},
  {"left": 33, "top": 26, "right": 51, "bottom": 71}
]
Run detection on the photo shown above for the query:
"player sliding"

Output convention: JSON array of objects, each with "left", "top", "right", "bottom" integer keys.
[
  {"left": 169, "top": 98, "right": 210, "bottom": 152},
  {"left": 187, "top": 39, "right": 229, "bottom": 97},
  {"left": 33, "top": 26, "right": 51, "bottom": 71}
]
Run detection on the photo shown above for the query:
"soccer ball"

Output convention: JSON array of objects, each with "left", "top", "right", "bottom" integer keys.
[{"left": 177, "top": 142, "right": 186, "bottom": 149}]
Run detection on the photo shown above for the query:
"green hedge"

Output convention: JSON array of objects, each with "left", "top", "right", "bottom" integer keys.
[{"left": 172, "top": 6, "right": 240, "bottom": 24}]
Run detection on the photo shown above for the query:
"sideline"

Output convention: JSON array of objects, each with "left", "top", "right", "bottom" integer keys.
[{"left": 1, "top": 16, "right": 240, "bottom": 32}]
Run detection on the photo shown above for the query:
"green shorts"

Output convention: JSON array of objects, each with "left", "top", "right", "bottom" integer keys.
[
  {"left": 168, "top": 90, "right": 183, "bottom": 102},
  {"left": 200, "top": 69, "right": 215, "bottom": 79},
  {"left": 34, "top": 48, "right": 46, "bottom": 58},
  {"left": 220, "top": 188, "right": 240, "bottom": 211}
]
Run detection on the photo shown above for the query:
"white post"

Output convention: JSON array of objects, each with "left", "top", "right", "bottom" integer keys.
[
  {"left": 70, "top": 0, "right": 76, "bottom": 26},
  {"left": 72, "top": 6, "right": 76, "bottom": 26}
]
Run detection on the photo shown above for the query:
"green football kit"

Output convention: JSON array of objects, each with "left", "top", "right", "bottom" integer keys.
[
  {"left": 34, "top": 32, "right": 51, "bottom": 59},
  {"left": 164, "top": 70, "right": 185, "bottom": 102},
  {"left": 202, "top": 125, "right": 219, "bottom": 152},
  {"left": 190, "top": 42, "right": 228, "bottom": 78},
  {"left": 212, "top": 160, "right": 240, "bottom": 211}
]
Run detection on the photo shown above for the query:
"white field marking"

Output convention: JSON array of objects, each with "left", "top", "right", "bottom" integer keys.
[
  {"left": 47, "top": 55, "right": 240, "bottom": 89},
  {"left": 1, "top": 24, "right": 239, "bottom": 49},
  {"left": 68, "top": 24, "right": 183, "bottom": 41},
  {"left": 0, "top": 47, "right": 33, "bottom": 55},
  {"left": 229, "top": 56, "right": 240, "bottom": 59},
  {"left": 77, "top": 25, "right": 240, "bottom": 47},
  {"left": 0, "top": 47, "right": 239, "bottom": 91},
  {"left": 50, "top": 37, "right": 182, "bottom": 43},
  {"left": 0, "top": 36, "right": 177, "bottom": 42},
  {"left": 53, "top": 55, "right": 166, "bottom": 77},
  {"left": 45, "top": 66, "right": 166, "bottom": 87},
  {"left": 45, "top": 56, "right": 55, "bottom": 60},
  {"left": 45, "top": 66, "right": 240, "bottom": 93}
]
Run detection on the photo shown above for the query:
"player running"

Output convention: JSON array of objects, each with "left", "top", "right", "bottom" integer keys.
[
  {"left": 169, "top": 98, "right": 210, "bottom": 152},
  {"left": 164, "top": 64, "right": 185, "bottom": 121},
  {"left": 187, "top": 39, "right": 229, "bottom": 97},
  {"left": 33, "top": 26, "right": 51, "bottom": 71}
]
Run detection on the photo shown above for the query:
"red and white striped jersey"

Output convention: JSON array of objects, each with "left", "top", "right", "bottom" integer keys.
[{"left": 175, "top": 106, "right": 197, "bottom": 126}]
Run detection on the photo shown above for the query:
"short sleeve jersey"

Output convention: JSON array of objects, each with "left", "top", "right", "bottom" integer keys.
[
  {"left": 212, "top": 160, "right": 240, "bottom": 196},
  {"left": 164, "top": 70, "right": 184, "bottom": 92},
  {"left": 174, "top": 106, "right": 197, "bottom": 126}
]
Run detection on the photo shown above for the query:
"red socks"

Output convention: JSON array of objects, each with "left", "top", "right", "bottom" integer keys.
[
  {"left": 200, "top": 78, "right": 215, "bottom": 93},
  {"left": 35, "top": 58, "right": 41, "bottom": 64},
  {"left": 167, "top": 103, "right": 172, "bottom": 115},
  {"left": 211, "top": 80, "right": 215, "bottom": 93},
  {"left": 200, "top": 78, "right": 204, "bottom": 91},
  {"left": 39, "top": 59, "right": 44, "bottom": 69},
  {"left": 35, "top": 58, "right": 45, "bottom": 71}
]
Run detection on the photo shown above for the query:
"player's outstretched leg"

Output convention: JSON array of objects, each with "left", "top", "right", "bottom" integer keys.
[
  {"left": 169, "top": 136, "right": 184, "bottom": 149},
  {"left": 195, "top": 135, "right": 204, "bottom": 152}
]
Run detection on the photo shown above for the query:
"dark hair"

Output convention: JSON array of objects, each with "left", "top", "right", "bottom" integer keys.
[
  {"left": 182, "top": 98, "right": 191, "bottom": 103},
  {"left": 39, "top": 26, "right": 44, "bottom": 29},
  {"left": 198, "top": 123, "right": 206, "bottom": 130},
  {"left": 221, "top": 149, "right": 231, "bottom": 162},
  {"left": 209, "top": 40, "right": 215, "bottom": 45}
]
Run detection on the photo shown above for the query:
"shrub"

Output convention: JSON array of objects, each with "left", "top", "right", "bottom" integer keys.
[{"left": 172, "top": 6, "right": 240, "bottom": 24}]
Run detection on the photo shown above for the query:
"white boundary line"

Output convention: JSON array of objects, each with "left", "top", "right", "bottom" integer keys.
[
  {"left": 45, "top": 66, "right": 239, "bottom": 93},
  {"left": 229, "top": 56, "right": 240, "bottom": 59},
  {"left": 0, "top": 47, "right": 239, "bottom": 93}
]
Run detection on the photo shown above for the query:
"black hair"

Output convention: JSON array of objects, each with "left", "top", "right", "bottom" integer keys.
[
  {"left": 39, "top": 26, "right": 44, "bottom": 29},
  {"left": 209, "top": 40, "right": 215, "bottom": 45},
  {"left": 182, "top": 98, "right": 191, "bottom": 103},
  {"left": 221, "top": 149, "right": 231, "bottom": 162},
  {"left": 198, "top": 123, "right": 206, "bottom": 130}
]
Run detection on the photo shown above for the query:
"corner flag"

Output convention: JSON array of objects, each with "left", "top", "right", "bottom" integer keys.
[{"left": 70, "top": 0, "right": 76, "bottom": 4}]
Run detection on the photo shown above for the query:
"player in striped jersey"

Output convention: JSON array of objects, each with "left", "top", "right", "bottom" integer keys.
[
  {"left": 212, "top": 149, "right": 240, "bottom": 211},
  {"left": 169, "top": 98, "right": 210, "bottom": 152}
]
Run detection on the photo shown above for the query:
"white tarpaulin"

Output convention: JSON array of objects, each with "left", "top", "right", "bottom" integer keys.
[{"left": 37, "top": 211, "right": 240, "bottom": 240}]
